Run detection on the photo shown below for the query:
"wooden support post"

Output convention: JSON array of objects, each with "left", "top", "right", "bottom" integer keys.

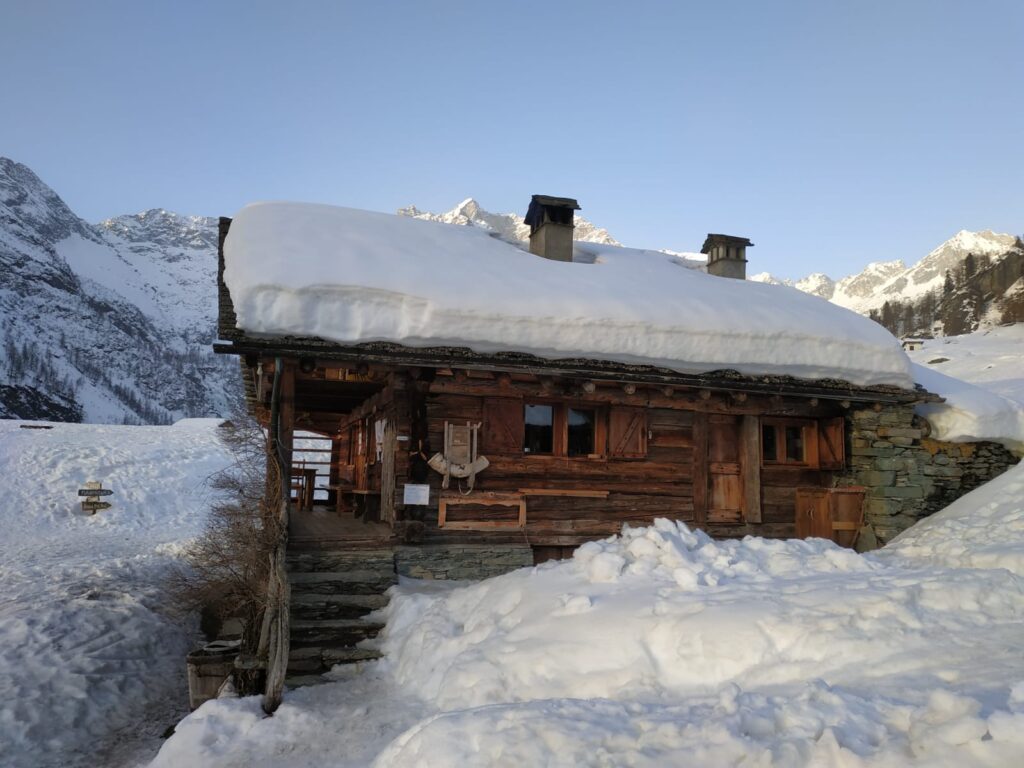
[
  {"left": 380, "top": 418, "right": 397, "bottom": 524},
  {"left": 739, "top": 415, "right": 762, "bottom": 523},
  {"left": 692, "top": 412, "right": 708, "bottom": 526},
  {"left": 279, "top": 362, "right": 296, "bottom": 479}
]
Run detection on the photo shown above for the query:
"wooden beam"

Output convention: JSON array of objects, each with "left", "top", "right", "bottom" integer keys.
[
  {"left": 214, "top": 341, "right": 930, "bottom": 404},
  {"left": 739, "top": 415, "right": 762, "bottom": 523},
  {"left": 518, "top": 488, "right": 610, "bottom": 498},
  {"left": 692, "top": 412, "right": 708, "bottom": 526}
]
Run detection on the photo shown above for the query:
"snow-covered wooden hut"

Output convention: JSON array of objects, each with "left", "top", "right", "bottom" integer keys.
[{"left": 214, "top": 198, "right": 1020, "bottom": 683}]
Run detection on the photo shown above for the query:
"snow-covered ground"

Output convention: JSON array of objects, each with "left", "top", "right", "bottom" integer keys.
[
  {"left": 908, "top": 324, "right": 1024, "bottom": 405},
  {"left": 0, "top": 419, "right": 233, "bottom": 768},
  {"left": 153, "top": 459, "right": 1024, "bottom": 767}
]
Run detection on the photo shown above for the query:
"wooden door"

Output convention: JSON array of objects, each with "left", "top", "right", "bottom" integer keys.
[
  {"left": 795, "top": 487, "right": 831, "bottom": 539},
  {"left": 708, "top": 415, "right": 742, "bottom": 524}
]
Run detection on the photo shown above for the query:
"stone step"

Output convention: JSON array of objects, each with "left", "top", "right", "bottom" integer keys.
[
  {"left": 290, "top": 618, "right": 385, "bottom": 648},
  {"left": 290, "top": 593, "right": 388, "bottom": 621},
  {"left": 288, "top": 570, "right": 397, "bottom": 595},
  {"left": 286, "top": 549, "right": 396, "bottom": 574},
  {"left": 287, "top": 644, "right": 383, "bottom": 673}
]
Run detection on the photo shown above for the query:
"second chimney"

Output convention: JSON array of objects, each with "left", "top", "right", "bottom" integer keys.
[
  {"left": 525, "top": 194, "right": 580, "bottom": 262},
  {"left": 702, "top": 234, "right": 753, "bottom": 279}
]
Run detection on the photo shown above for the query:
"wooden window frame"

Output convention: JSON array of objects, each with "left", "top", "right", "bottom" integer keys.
[
  {"left": 523, "top": 399, "right": 607, "bottom": 459},
  {"left": 761, "top": 418, "right": 819, "bottom": 468}
]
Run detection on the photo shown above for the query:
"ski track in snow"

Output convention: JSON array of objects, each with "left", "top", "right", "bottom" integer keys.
[{"left": 0, "top": 419, "right": 233, "bottom": 768}]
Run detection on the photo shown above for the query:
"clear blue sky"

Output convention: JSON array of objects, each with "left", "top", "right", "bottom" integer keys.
[{"left": 1, "top": 0, "right": 1020, "bottom": 279}]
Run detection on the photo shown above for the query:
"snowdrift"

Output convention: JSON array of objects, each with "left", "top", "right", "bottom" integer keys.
[
  {"left": 223, "top": 202, "right": 914, "bottom": 388},
  {"left": 0, "top": 419, "right": 233, "bottom": 768},
  {"left": 157, "top": 465, "right": 1024, "bottom": 766}
]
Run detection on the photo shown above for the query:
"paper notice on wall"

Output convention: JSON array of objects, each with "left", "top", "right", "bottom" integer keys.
[{"left": 403, "top": 484, "right": 430, "bottom": 506}]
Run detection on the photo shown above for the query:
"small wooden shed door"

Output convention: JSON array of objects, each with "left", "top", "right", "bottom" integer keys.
[
  {"left": 708, "top": 415, "right": 742, "bottom": 524},
  {"left": 795, "top": 487, "right": 831, "bottom": 539},
  {"left": 795, "top": 487, "right": 866, "bottom": 548}
]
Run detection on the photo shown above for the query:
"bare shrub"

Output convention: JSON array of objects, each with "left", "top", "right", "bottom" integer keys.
[{"left": 171, "top": 413, "right": 282, "bottom": 655}]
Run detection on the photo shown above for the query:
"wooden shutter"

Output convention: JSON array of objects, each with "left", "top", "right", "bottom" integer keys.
[
  {"left": 707, "top": 415, "right": 742, "bottom": 524},
  {"left": 481, "top": 398, "right": 524, "bottom": 454},
  {"left": 608, "top": 406, "right": 648, "bottom": 458},
  {"left": 818, "top": 417, "right": 845, "bottom": 470}
]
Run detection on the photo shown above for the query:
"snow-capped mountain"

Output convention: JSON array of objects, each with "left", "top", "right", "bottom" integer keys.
[
  {"left": 752, "top": 230, "right": 1019, "bottom": 315},
  {"left": 95, "top": 209, "right": 220, "bottom": 337},
  {"left": 398, "top": 197, "right": 620, "bottom": 246},
  {"left": 0, "top": 157, "right": 238, "bottom": 423}
]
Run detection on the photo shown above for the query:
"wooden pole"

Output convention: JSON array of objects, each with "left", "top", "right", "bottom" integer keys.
[{"left": 261, "top": 358, "right": 293, "bottom": 715}]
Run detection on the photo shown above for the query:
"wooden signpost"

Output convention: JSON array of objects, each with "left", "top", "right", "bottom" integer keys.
[{"left": 78, "top": 481, "right": 113, "bottom": 514}]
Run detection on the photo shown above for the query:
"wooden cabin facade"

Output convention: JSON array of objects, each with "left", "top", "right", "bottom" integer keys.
[
  {"left": 215, "top": 218, "right": 933, "bottom": 565},
  {"left": 210, "top": 208, "right": 1020, "bottom": 693}
]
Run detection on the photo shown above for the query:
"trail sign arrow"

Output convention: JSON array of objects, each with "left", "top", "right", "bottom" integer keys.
[{"left": 79, "top": 481, "right": 113, "bottom": 514}]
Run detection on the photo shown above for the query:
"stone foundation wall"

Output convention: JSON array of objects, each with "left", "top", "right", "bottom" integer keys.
[
  {"left": 840, "top": 404, "right": 1019, "bottom": 547},
  {"left": 395, "top": 544, "right": 534, "bottom": 581}
]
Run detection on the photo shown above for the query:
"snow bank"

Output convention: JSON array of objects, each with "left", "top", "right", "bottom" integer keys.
[
  {"left": 907, "top": 324, "right": 1024, "bottom": 405},
  {"left": 377, "top": 521, "right": 1023, "bottom": 711},
  {"left": 0, "top": 419, "right": 233, "bottom": 768},
  {"left": 912, "top": 363, "right": 1024, "bottom": 451},
  {"left": 223, "top": 202, "right": 914, "bottom": 388},
  {"left": 878, "top": 462, "right": 1024, "bottom": 575},
  {"left": 155, "top": 507, "right": 1024, "bottom": 766}
]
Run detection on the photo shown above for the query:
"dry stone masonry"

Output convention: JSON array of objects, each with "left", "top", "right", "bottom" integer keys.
[{"left": 840, "top": 404, "right": 1019, "bottom": 547}]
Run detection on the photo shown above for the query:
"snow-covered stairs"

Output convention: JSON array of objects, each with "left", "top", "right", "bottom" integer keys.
[{"left": 284, "top": 548, "right": 396, "bottom": 686}]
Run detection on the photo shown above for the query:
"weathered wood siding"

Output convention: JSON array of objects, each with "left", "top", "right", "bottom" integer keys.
[{"left": 291, "top": 368, "right": 847, "bottom": 550}]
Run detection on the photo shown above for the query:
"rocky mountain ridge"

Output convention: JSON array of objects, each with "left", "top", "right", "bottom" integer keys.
[
  {"left": 0, "top": 157, "right": 238, "bottom": 423},
  {"left": 398, "top": 197, "right": 619, "bottom": 246},
  {"left": 751, "top": 230, "right": 1019, "bottom": 314}
]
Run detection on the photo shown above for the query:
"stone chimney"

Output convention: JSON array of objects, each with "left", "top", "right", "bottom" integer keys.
[
  {"left": 702, "top": 234, "right": 753, "bottom": 279},
  {"left": 524, "top": 195, "right": 580, "bottom": 262}
]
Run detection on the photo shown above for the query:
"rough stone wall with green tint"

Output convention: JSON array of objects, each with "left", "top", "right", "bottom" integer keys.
[{"left": 838, "top": 404, "right": 1018, "bottom": 548}]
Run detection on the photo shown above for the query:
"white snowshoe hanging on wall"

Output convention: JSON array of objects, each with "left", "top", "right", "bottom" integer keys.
[{"left": 428, "top": 421, "right": 489, "bottom": 491}]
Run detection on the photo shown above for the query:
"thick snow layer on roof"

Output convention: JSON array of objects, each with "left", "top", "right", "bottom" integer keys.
[
  {"left": 224, "top": 202, "right": 915, "bottom": 388},
  {"left": 912, "top": 363, "right": 1024, "bottom": 451}
]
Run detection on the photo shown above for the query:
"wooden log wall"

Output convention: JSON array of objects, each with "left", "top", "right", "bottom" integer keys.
[
  {"left": 276, "top": 363, "right": 850, "bottom": 550},
  {"left": 395, "top": 372, "right": 844, "bottom": 547}
]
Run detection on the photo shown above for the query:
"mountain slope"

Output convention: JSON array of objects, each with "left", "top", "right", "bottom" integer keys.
[
  {"left": 753, "top": 230, "right": 1022, "bottom": 336},
  {"left": 0, "top": 158, "right": 238, "bottom": 423}
]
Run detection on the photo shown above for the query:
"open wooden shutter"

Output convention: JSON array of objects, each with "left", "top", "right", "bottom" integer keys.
[
  {"left": 481, "top": 398, "right": 524, "bottom": 454},
  {"left": 609, "top": 406, "right": 647, "bottom": 458},
  {"left": 818, "top": 417, "right": 845, "bottom": 470}
]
